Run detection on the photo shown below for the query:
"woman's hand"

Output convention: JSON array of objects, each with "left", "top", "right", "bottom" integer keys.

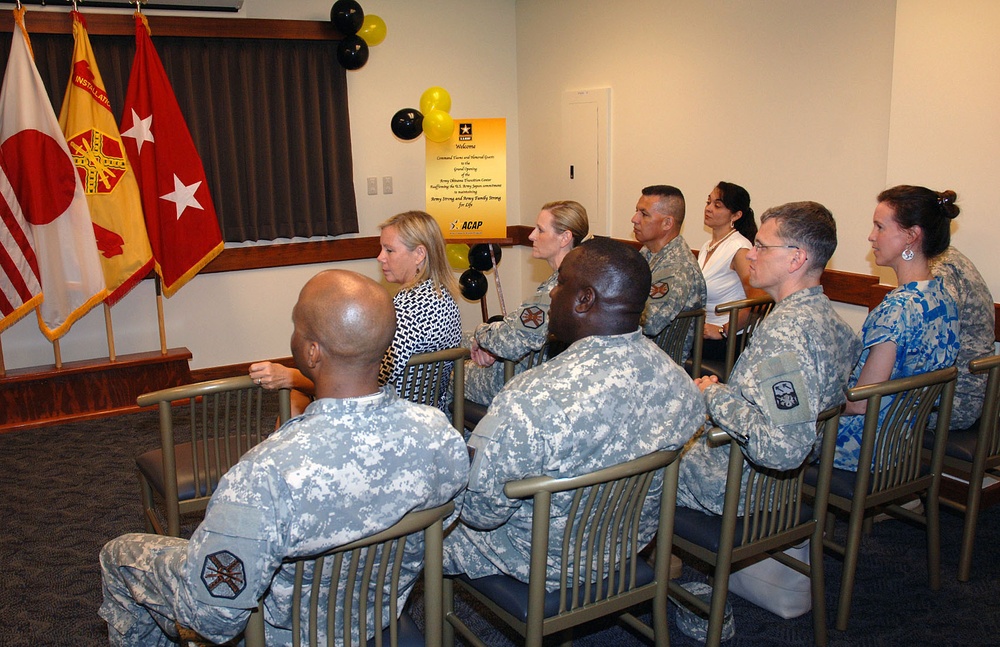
[
  {"left": 248, "top": 361, "right": 294, "bottom": 390},
  {"left": 469, "top": 340, "right": 498, "bottom": 367},
  {"left": 703, "top": 323, "right": 727, "bottom": 340}
]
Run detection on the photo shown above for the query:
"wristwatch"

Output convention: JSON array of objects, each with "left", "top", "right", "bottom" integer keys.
[{"left": 718, "top": 325, "right": 727, "bottom": 338}]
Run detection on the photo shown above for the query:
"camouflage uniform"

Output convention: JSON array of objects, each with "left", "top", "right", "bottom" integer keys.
[
  {"left": 443, "top": 329, "right": 706, "bottom": 590},
  {"left": 676, "top": 286, "right": 860, "bottom": 515},
  {"left": 641, "top": 236, "right": 707, "bottom": 338},
  {"left": 931, "top": 246, "right": 996, "bottom": 429},
  {"left": 100, "top": 390, "right": 469, "bottom": 647},
  {"left": 465, "top": 272, "right": 556, "bottom": 406}
]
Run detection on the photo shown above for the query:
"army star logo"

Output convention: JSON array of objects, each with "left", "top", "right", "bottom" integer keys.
[
  {"left": 772, "top": 380, "right": 799, "bottom": 410},
  {"left": 520, "top": 306, "right": 545, "bottom": 329},
  {"left": 201, "top": 550, "right": 246, "bottom": 599},
  {"left": 649, "top": 280, "right": 669, "bottom": 299}
]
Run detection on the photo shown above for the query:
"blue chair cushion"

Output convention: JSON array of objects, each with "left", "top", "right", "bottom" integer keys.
[
  {"left": 454, "top": 559, "right": 656, "bottom": 623},
  {"left": 673, "top": 504, "right": 812, "bottom": 552},
  {"left": 137, "top": 437, "right": 252, "bottom": 501},
  {"left": 367, "top": 610, "right": 423, "bottom": 647},
  {"left": 923, "top": 419, "right": 982, "bottom": 463}
]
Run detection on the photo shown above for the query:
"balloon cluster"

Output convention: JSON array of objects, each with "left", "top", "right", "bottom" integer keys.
[
  {"left": 446, "top": 243, "right": 502, "bottom": 300},
  {"left": 391, "top": 86, "right": 455, "bottom": 143},
  {"left": 331, "top": 0, "right": 387, "bottom": 71}
]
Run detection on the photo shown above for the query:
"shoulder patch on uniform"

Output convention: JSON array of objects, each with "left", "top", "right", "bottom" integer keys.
[
  {"left": 650, "top": 279, "right": 670, "bottom": 299},
  {"left": 771, "top": 380, "right": 800, "bottom": 410},
  {"left": 519, "top": 306, "right": 545, "bottom": 329},
  {"left": 201, "top": 550, "right": 246, "bottom": 599}
]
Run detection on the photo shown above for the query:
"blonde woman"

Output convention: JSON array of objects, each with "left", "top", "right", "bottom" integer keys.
[
  {"left": 465, "top": 200, "right": 589, "bottom": 406},
  {"left": 251, "top": 211, "right": 461, "bottom": 413}
]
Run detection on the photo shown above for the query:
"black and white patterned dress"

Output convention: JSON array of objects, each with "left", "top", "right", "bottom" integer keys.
[{"left": 378, "top": 279, "right": 463, "bottom": 408}]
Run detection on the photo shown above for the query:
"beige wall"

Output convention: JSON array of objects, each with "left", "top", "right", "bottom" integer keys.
[{"left": 6, "top": 0, "right": 998, "bottom": 371}]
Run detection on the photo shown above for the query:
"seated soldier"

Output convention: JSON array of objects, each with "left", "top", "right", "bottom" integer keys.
[
  {"left": 99, "top": 270, "right": 469, "bottom": 647},
  {"left": 677, "top": 201, "right": 861, "bottom": 514},
  {"left": 443, "top": 237, "right": 705, "bottom": 588}
]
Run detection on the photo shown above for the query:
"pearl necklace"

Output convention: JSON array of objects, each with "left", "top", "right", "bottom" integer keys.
[{"left": 703, "top": 227, "right": 737, "bottom": 256}]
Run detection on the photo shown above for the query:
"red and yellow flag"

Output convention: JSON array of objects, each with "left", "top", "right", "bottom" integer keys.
[
  {"left": 1, "top": 7, "right": 106, "bottom": 339},
  {"left": 120, "top": 13, "right": 222, "bottom": 298},
  {"left": 59, "top": 11, "right": 153, "bottom": 306}
]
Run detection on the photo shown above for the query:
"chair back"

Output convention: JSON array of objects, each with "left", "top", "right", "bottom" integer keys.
[
  {"left": 243, "top": 502, "right": 455, "bottom": 647},
  {"left": 969, "top": 353, "right": 1000, "bottom": 460},
  {"left": 716, "top": 295, "right": 775, "bottom": 381},
  {"left": 849, "top": 366, "right": 957, "bottom": 497},
  {"left": 135, "top": 376, "right": 292, "bottom": 536},
  {"left": 504, "top": 449, "right": 680, "bottom": 632},
  {"left": 502, "top": 340, "right": 556, "bottom": 383},
  {"left": 648, "top": 308, "right": 706, "bottom": 378},
  {"left": 401, "top": 348, "right": 470, "bottom": 430}
]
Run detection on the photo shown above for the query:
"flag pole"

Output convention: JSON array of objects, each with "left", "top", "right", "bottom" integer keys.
[
  {"left": 0, "top": 336, "right": 6, "bottom": 378},
  {"left": 104, "top": 303, "right": 117, "bottom": 362},
  {"left": 155, "top": 274, "right": 167, "bottom": 355},
  {"left": 53, "top": 338, "right": 62, "bottom": 369}
]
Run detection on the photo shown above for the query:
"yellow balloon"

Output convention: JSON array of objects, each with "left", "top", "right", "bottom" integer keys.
[
  {"left": 420, "top": 86, "right": 452, "bottom": 115},
  {"left": 446, "top": 244, "right": 470, "bottom": 270},
  {"left": 423, "top": 109, "right": 455, "bottom": 143},
  {"left": 358, "top": 14, "right": 387, "bottom": 46}
]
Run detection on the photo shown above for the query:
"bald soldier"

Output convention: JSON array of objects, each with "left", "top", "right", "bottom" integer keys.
[
  {"left": 99, "top": 270, "right": 469, "bottom": 646},
  {"left": 443, "top": 238, "right": 705, "bottom": 588}
]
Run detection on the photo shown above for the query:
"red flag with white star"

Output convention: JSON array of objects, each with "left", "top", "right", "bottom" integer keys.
[{"left": 120, "top": 13, "right": 222, "bottom": 298}]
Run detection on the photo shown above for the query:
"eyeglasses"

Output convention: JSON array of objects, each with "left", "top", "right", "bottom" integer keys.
[{"left": 752, "top": 241, "right": 800, "bottom": 253}]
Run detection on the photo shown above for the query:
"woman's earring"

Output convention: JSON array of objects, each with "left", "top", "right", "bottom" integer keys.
[{"left": 901, "top": 246, "right": 914, "bottom": 261}]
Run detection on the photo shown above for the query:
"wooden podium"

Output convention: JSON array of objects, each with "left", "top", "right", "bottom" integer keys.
[{"left": 0, "top": 348, "right": 193, "bottom": 433}]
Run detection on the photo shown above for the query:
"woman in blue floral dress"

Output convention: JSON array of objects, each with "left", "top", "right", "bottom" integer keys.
[{"left": 834, "top": 186, "right": 961, "bottom": 470}]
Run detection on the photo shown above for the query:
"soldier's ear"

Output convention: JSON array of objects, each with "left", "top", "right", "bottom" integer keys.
[{"left": 574, "top": 286, "right": 595, "bottom": 314}]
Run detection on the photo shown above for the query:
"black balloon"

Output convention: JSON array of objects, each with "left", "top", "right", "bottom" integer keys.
[
  {"left": 391, "top": 108, "right": 424, "bottom": 141},
  {"left": 469, "top": 243, "right": 503, "bottom": 271},
  {"left": 459, "top": 269, "right": 489, "bottom": 300},
  {"left": 330, "top": 0, "right": 364, "bottom": 35},
  {"left": 336, "top": 35, "right": 369, "bottom": 70}
]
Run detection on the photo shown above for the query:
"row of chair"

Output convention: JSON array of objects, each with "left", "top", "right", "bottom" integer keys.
[{"left": 135, "top": 330, "right": 1000, "bottom": 645}]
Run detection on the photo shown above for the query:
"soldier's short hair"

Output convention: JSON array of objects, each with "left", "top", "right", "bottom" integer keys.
[{"left": 760, "top": 201, "right": 837, "bottom": 271}]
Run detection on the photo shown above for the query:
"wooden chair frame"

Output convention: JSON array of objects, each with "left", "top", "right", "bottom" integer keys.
[
  {"left": 401, "top": 348, "right": 470, "bottom": 431},
  {"left": 703, "top": 295, "right": 775, "bottom": 382},
  {"left": 444, "top": 449, "right": 681, "bottom": 647},
  {"left": 669, "top": 405, "right": 842, "bottom": 647},
  {"left": 648, "top": 308, "right": 706, "bottom": 378},
  {"left": 933, "top": 353, "right": 1000, "bottom": 581},
  {"left": 136, "top": 375, "right": 292, "bottom": 537},
  {"left": 817, "top": 366, "right": 956, "bottom": 631},
  {"left": 241, "top": 502, "right": 455, "bottom": 647}
]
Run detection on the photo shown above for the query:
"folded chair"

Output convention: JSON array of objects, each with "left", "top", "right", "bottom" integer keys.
[
  {"left": 444, "top": 449, "right": 682, "bottom": 647},
  {"left": 669, "top": 405, "right": 842, "bottom": 647},
  {"left": 925, "top": 353, "right": 1000, "bottom": 582},
  {"left": 239, "top": 501, "right": 455, "bottom": 647},
  {"left": 701, "top": 295, "right": 775, "bottom": 382},
  {"left": 648, "top": 308, "right": 706, "bottom": 378},
  {"left": 136, "top": 376, "right": 292, "bottom": 537},
  {"left": 400, "top": 348, "right": 470, "bottom": 431},
  {"left": 811, "top": 366, "right": 956, "bottom": 631}
]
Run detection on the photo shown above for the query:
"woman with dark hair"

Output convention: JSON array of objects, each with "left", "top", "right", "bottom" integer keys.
[
  {"left": 697, "top": 181, "right": 765, "bottom": 360},
  {"left": 834, "top": 186, "right": 961, "bottom": 470}
]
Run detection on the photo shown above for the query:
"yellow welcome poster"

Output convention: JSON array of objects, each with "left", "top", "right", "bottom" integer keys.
[{"left": 426, "top": 118, "right": 507, "bottom": 240}]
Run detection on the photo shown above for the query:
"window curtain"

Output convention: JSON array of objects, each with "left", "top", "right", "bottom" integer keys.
[{"left": 0, "top": 30, "right": 358, "bottom": 242}]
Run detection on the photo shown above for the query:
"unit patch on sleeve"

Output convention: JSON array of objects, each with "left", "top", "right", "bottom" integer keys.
[
  {"left": 649, "top": 279, "right": 670, "bottom": 299},
  {"left": 771, "top": 380, "right": 800, "bottom": 410},
  {"left": 519, "top": 306, "right": 545, "bottom": 329},
  {"left": 201, "top": 550, "right": 246, "bottom": 599}
]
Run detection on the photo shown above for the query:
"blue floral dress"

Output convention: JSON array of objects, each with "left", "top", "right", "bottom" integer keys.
[{"left": 834, "top": 277, "right": 959, "bottom": 471}]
